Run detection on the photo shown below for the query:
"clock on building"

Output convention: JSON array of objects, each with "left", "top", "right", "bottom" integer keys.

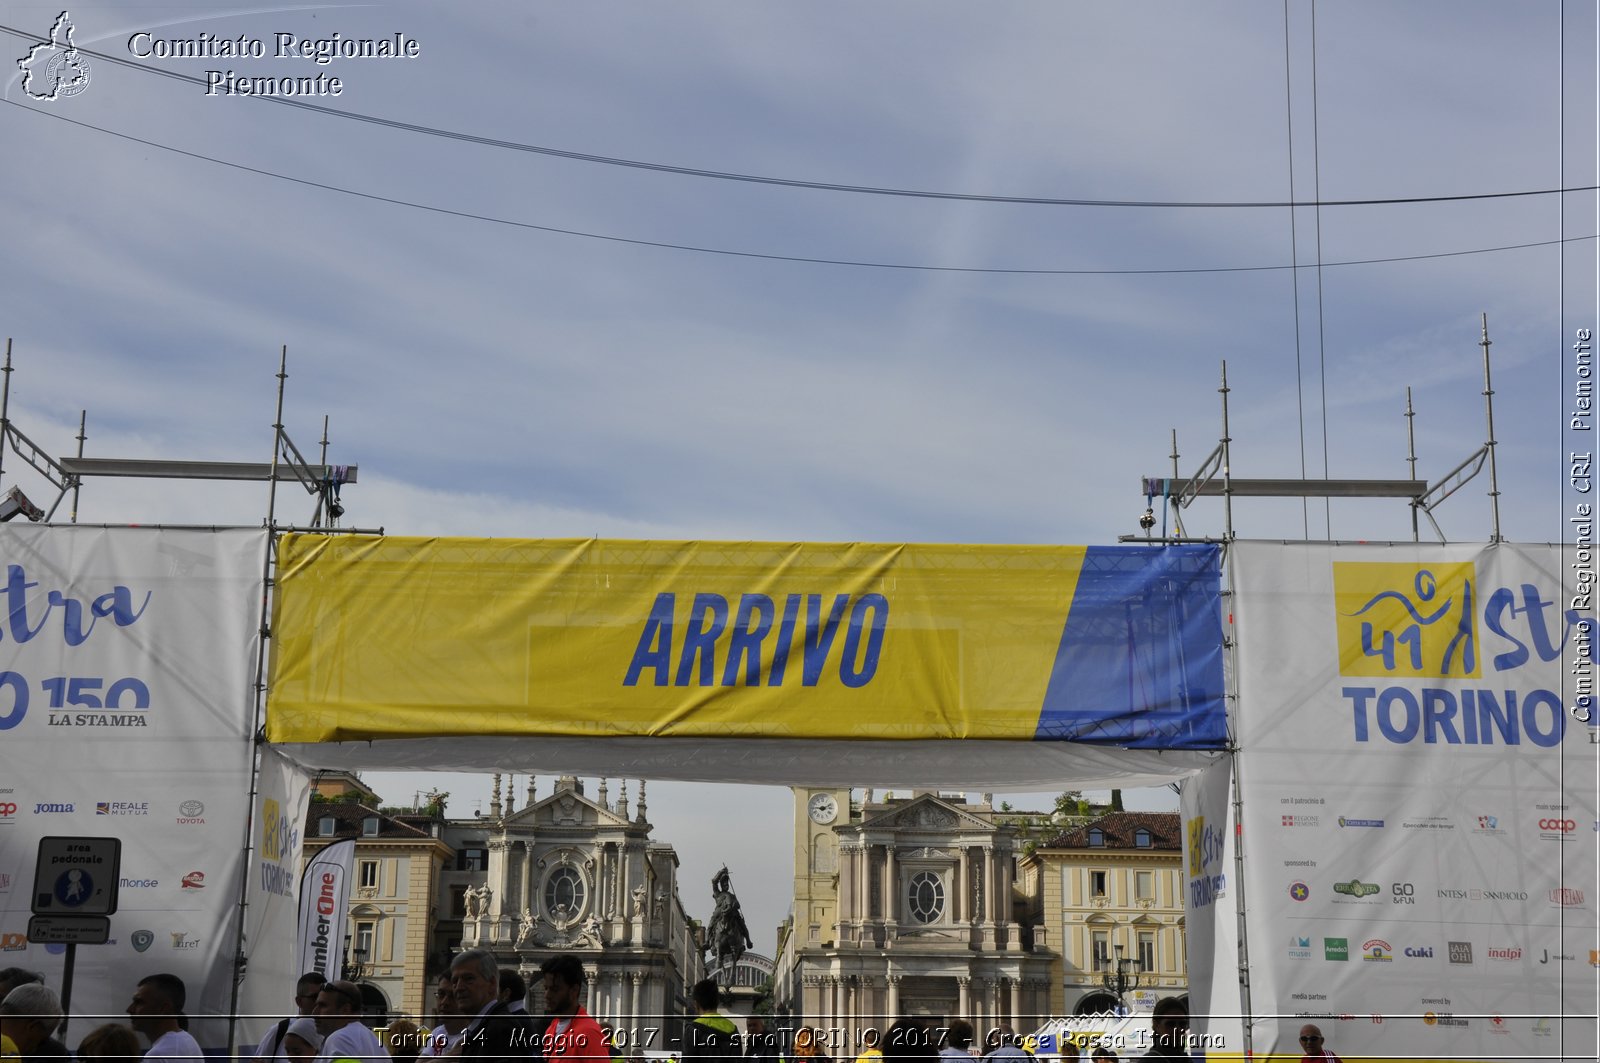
[{"left": 808, "top": 793, "right": 838, "bottom": 824}]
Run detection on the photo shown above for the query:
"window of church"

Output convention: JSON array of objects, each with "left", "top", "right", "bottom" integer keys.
[
  {"left": 545, "top": 865, "right": 586, "bottom": 923},
  {"left": 458, "top": 845, "right": 487, "bottom": 872},
  {"left": 906, "top": 870, "right": 944, "bottom": 923}
]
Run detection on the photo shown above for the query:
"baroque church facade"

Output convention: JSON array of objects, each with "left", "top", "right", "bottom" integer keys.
[
  {"left": 775, "top": 789, "right": 1054, "bottom": 1047},
  {"left": 447, "top": 775, "right": 704, "bottom": 1041}
]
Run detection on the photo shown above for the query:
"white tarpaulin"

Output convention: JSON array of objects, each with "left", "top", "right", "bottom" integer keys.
[
  {"left": 0, "top": 526, "right": 266, "bottom": 1046},
  {"left": 1230, "top": 541, "right": 1598, "bottom": 1062}
]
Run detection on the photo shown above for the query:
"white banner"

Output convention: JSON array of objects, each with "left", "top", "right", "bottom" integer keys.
[
  {"left": 236, "top": 746, "right": 314, "bottom": 1046},
  {"left": 1231, "top": 541, "right": 1598, "bottom": 1062},
  {"left": 296, "top": 838, "right": 354, "bottom": 981},
  {"left": 0, "top": 526, "right": 266, "bottom": 1047},
  {"left": 1179, "top": 757, "right": 1246, "bottom": 1058}
]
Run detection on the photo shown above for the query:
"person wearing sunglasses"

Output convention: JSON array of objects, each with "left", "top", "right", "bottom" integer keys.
[
  {"left": 1296, "top": 1025, "right": 1338, "bottom": 1063},
  {"left": 313, "top": 981, "right": 383, "bottom": 1063},
  {"left": 253, "top": 973, "right": 329, "bottom": 1063}
]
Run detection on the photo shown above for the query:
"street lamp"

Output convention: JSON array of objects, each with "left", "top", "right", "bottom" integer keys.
[
  {"left": 1100, "top": 944, "right": 1143, "bottom": 1011},
  {"left": 342, "top": 932, "right": 369, "bottom": 982}
]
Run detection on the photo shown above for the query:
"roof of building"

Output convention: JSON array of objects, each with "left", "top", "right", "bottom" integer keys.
[
  {"left": 305, "top": 799, "right": 445, "bottom": 843},
  {"left": 1039, "top": 811, "right": 1182, "bottom": 851}
]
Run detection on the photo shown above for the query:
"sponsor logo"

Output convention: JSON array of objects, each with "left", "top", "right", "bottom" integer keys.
[
  {"left": 177, "top": 800, "right": 205, "bottom": 824},
  {"left": 1288, "top": 881, "right": 1310, "bottom": 902},
  {"left": 33, "top": 803, "right": 72, "bottom": 814},
  {"left": 1538, "top": 949, "right": 1575, "bottom": 964},
  {"left": 169, "top": 932, "right": 199, "bottom": 950},
  {"left": 0, "top": 932, "right": 26, "bottom": 951},
  {"left": 1592, "top": 950, "right": 1600, "bottom": 967},
  {"left": 1288, "top": 935, "right": 1313, "bottom": 959},
  {"left": 1448, "top": 941, "right": 1473, "bottom": 964},
  {"left": 180, "top": 871, "right": 204, "bottom": 890},
  {"left": 1403, "top": 945, "right": 1434, "bottom": 958},
  {"left": 1392, "top": 882, "right": 1416, "bottom": 905},
  {"left": 1551, "top": 888, "right": 1584, "bottom": 906},
  {"left": 1362, "top": 939, "right": 1394, "bottom": 962},
  {"left": 1423, "top": 1011, "right": 1469, "bottom": 1029},
  {"left": 1533, "top": 1018, "right": 1552, "bottom": 1037},
  {"left": 1338, "top": 817, "right": 1385, "bottom": 828},
  {"left": 1538, "top": 817, "right": 1577, "bottom": 839},
  {"left": 1438, "top": 886, "right": 1528, "bottom": 902},
  {"left": 16, "top": 11, "right": 92, "bottom": 101},
  {"left": 1324, "top": 937, "right": 1348, "bottom": 961},
  {"left": 1400, "top": 816, "right": 1455, "bottom": 830},
  {"left": 1487, "top": 945, "right": 1522, "bottom": 961},
  {"left": 118, "top": 877, "right": 158, "bottom": 889},
  {"left": 1280, "top": 814, "right": 1320, "bottom": 827},
  {"left": 0, "top": 802, "right": 16, "bottom": 821},
  {"left": 1332, "top": 879, "right": 1380, "bottom": 898},
  {"left": 1489, "top": 1015, "right": 1508, "bottom": 1034},
  {"left": 95, "top": 801, "right": 149, "bottom": 816},
  {"left": 1282, "top": 858, "right": 1317, "bottom": 867},
  {"left": 1474, "top": 814, "right": 1502, "bottom": 832},
  {"left": 131, "top": 929, "right": 153, "bottom": 953}
]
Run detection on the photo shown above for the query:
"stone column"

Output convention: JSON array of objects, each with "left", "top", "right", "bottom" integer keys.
[
  {"left": 628, "top": 971, "right": 642, "bottom": 1037},
  {"left": 885, "top": 973, "right": 900, "bottom": 1024},
  {"left": 1009, "top": 978, "right": 1022, "bottom": 1029},
  {"left": 859, "top": 846, "right": 871, "bottom": 923},
  {"left": 883, "top": 847, "right": 898, "bottom": 925},
  {"left": 957, "top": 976, "right": 970, "bottom": 1020},
  {"left": 520, "top": 841, "right": 535, "bottom": 928},
  {"left": 841, "top": 846, "right": 855, "bottom": 927},
  {"left": 956, "top": 848, "right": 969, "bottom": 923}
]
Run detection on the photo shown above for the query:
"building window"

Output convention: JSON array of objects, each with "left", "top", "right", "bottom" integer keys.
[
  {"left": 1135, "top": 870, "right": 1154, "bottom": 901},
  {"left": 1134, "top": 828, "right": 1152, "bottom": 848},
  {"left": 1090, "top": 870, "right": 1107, "bottom": 898},
  {"left": 457, "top": 845, "right": 488, "bottom": 872},
  {"left": 544, "top": 866, "right": 586, "bottom": 923},
  {"left": 1091, "top": 930, "right": 1110, "bottom": 970},
  {"left": 354, "top": 920, "right": 375, "bottom": 962},
  {"left": 1138, "top": 931, "right": 1156, "bottom": 972},
  {"left": 450, "top": 885, "right": 468, "bottom": 918},
  {"left": 1087, "top": 828, "right": 1105, "bottom": 847},
  {"left": 906, "top": 870, "right": 944, "bottom": 924},
  {"left": 362, "top": 816, "right": 380, "bottom": 837},
  {"left": 359, "top": 860, "right": 378, "bottom": 889},
  {"left": 318, "top": 817, "right": 336, "bottom": 837}
]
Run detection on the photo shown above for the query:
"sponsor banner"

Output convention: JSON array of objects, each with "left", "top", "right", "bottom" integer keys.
[
  {"left": 295, "top": 838, "right": 354, "bottom": 981},
  {"left": 0, "top": 527, "right": 264, "bottom": 1049},
  {"left": 236, "top": 747, "right": 312, "bottom": 1045},
  {"left": 1179, "top": 757, "right": 1244, "bottom": 1053},
  {"left": 267, "top": 537, "right": 1225, "bottom": 747},
  {"left": 1230, "top": 542, "right": 1599, "bottom": 1061}
]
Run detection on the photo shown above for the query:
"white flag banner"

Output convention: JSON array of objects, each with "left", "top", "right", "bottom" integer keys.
[
  {"left": 1230, "top": 541, "right": 1598, "bottom": 1062},
  {"left": 236, "top": 746, "right": 314, "bottom": 1045},
  {"left": 1179, "top": 756, "right": 1247, "bottom": 1057},
  {"left": 297, "top": 837, "right": 355, "bottom": 981},
  {"left": 0, "top": 526, "right": 265, "bottom": 1048}
]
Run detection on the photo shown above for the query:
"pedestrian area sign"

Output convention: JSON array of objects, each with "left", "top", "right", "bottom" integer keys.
[{"left": 32, "top": 837, "right": 121, "bottom": 915}]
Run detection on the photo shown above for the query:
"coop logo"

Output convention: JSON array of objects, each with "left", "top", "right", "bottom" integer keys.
[
  {"left": 177, "top": 800, "right": 205, "bottom": 825},
  {"left": 0, "top": 802, "right": 15, "bottom": 821},
  {"left": 1448, "top": 941, "right": 1473, "bottom": 964},
  {"left": 1338, "top": 817, "right": 1384, "bottom": 828},
  {"left": 96, "top": 801, "right": 149, "bottom": 816},
  {"left": 1288, "top": 935, "right": 1313, "bottom": 959},
  {"left": 1334, "top": 562, "right": 1595, "bottom": 746},
  {"left": 180, "top": 871, "right": 204, "bottom": 890},
  {"left": 1403, "top": 946, "right": 1434, "bottom": 959},
  {"left": 1362, "top": 939, "right": 1394, "bottom": 962},
  {"left": 1324, "top": 937, "right": 1348, "bottom": 961},
  {"left": 1538, "top": 817, "right": 1576, "bottom": 839},
  {"left": 33, "top": 803, "right": 72, "bottom": 814},
  {"left": 16, "top": 11, "right": 93, "bottom": 101},
  {"left": 1550, "top": 888, "right": 1585, "bottom": 907},
  {"left": 1280, "top": 815, "right": 1320, "bottom": 828},
  {"left": 1332, "top": 879, "right": 1380, "bottom": 898},
  {"left": 1487, "top": 945, "right": 1522, "bottom": 961},
  {"left": 1288, "top": 882, "right": 1310, "bottom": 902}
]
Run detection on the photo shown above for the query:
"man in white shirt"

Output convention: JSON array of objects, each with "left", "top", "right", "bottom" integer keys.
[
  {"left": 252, "top": 973, "right": 328, "bottom": 1063},
  {"left": 127, "top": 974, "right": 202, "bottom": 1063},
  {"left": 312, "top": 980, "right": 384, "bottom": 1063}
]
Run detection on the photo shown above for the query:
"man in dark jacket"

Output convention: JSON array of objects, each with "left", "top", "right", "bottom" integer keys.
[
  {"left": 681, "top": 980, "right": 738, "bottom": 1063},
  {"left": 452, "top": 948, "right": 541, "bottom": 1060}
]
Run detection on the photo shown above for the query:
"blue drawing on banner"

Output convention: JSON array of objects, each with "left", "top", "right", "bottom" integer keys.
[
  {"left": 1349, "top": 570, "right": 1475, "bottom": 676},
  {"left": 54, "top": 868, "right": 92, "bottom": 907}
]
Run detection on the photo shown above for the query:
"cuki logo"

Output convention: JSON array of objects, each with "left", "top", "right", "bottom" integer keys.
[{"left": 180, "top": 871, "right": 204, "bottom": 890}]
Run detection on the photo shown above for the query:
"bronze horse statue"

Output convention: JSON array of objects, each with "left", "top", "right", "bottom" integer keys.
[{"left": 708, "top": 865, "right": 753, "bottom": 983}]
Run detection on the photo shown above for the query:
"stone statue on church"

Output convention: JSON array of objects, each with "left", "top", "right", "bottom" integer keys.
[
  {"left": 708, "top": 865, "right": 753, "bottom": 984},
  {"left": 516, "top": 907, "right": 539, "bottom": 947}
]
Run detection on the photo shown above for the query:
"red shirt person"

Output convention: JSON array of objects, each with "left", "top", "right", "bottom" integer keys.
[{"left": 538, "top": 955, "right": 606, "bottom": 1061}]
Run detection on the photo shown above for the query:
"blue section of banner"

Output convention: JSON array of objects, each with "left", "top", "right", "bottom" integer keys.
[{"left": 1034, "top": 544, "right": 1227, "bottom": 747}]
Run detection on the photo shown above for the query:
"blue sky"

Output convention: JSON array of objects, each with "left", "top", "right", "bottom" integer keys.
[{"left": 3, "top": 0, "right": 1595, "bottom": 949}]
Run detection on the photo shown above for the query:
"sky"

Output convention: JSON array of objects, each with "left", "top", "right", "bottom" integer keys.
[{"left": 2, "top": 0, "right": 1596, "bottom": 950}]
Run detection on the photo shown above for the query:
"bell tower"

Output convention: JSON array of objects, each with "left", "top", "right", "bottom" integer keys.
[{"left": 792, "top": 787, "right": 850, "bottom": 946}]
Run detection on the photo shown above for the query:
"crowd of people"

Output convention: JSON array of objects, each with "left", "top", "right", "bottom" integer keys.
[{"left": 0, "top": 959, "right": 1290, "bottom": 1063}]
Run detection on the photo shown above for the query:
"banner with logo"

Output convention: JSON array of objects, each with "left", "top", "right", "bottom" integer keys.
[
  {"left": 0, "top": 526, "right": 266, "bottom": 1046},
  {"left": 1179, "top": 757, "right": 1247, "bottom": 1058},
  {"left": 296, "top": 837, "right": 354, "bottom": 981},
  {"left": 267, "top": 536, "right": 1226, "bottom": 749},
  {"left": 1230, "top": 542, "right": 1598, "bottom": 1062},
  {"left": 237, "top": 746, "right": 314, "bottom": 1044}
]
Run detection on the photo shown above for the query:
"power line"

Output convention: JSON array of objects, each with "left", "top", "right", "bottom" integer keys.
[
  {"left": 5, "top": 97, "right": 1595, "bottom": 275},
  {"left": 4, "top": 23, "right": 1600, "bottom": 211}
]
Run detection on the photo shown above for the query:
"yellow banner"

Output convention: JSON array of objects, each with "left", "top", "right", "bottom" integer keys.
[{"left": 265, "top": 536, "right": 1224, "bottom": 745}]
